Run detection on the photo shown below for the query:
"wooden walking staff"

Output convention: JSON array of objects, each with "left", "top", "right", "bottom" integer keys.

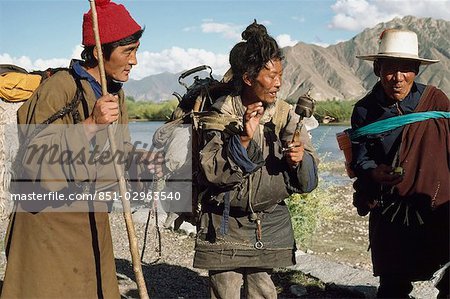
[{"left": 88, "top": 1, "right": 149, "bottom": 298}]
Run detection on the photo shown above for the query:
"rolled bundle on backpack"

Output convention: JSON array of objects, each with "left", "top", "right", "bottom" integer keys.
[{"left": 0, "top": 72, "right": 42, "bottom": 102}]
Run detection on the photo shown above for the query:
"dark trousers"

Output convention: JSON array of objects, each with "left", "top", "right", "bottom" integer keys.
[
  {"left": 377, "top": 276, "right": 413, "bottom": 298},
  {"left": 436, "top": 267, "right": 449, "bottom": 299}
]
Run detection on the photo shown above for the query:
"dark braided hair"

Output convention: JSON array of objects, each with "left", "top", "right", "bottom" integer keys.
[{"left": 229, "top": 20, "right": 283, "bottom": 95}]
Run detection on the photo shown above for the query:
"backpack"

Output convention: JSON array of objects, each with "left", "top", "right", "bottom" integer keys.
[
  {"left": 151, "top": 65, "right": 291, "bottom": 225},
  {"left": 170, "top": 65, "right": 232, "bottom": 119},
  {"left": 150, "top": 66, "right": 227, "bottom": 223},
  {"left": 0, "top": 64, "right": 85, "bottom": 218},
  {"left": 0, "top": 64, "right": 69, "bottom": 102}
]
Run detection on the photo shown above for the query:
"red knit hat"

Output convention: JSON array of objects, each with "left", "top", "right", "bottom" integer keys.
[{"left": 82, "top": 0, "right": 142, "bottom": 46}]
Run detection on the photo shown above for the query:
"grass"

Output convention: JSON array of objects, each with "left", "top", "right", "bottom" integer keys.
[
  {"left": 126, "top": 97, "right": 178, "bottom": 121},
  {"left": 287, "top": 176, "right": 337, "bottom": 249},
  {"left": 287, "top": 149, "right": 349, "bottom": 250},
  {"left": 314, "top": 99, "right": 357, "bottom": 123}
]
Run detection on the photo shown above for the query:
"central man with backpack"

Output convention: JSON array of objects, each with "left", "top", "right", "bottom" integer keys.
[{"left": 193, "top": 21, "right": 319, "bottom": 298}]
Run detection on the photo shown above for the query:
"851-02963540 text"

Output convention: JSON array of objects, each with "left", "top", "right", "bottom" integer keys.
[
  {"left": 10, "top": 191, "right": 182, "bottom": 202},
  {"left": 97, "top": 191, "right": 182, "bottom": 201}
]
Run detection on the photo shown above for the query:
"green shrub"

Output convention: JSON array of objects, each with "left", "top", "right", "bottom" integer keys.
[
  {"left": 287, "top": 157, "right": 342, "bottom": 249},
  {"left": 125, "top": 98, "right": 178, "bottom": 121},
  {"left": 314, "top": 99, "right": 357, "bottom": 123}
]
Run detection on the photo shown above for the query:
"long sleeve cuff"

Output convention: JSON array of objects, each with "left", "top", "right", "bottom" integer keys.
[
  {"left": 227, "top": 135, "right": 264, "bottom": 173},
  {"left": 296, "top": 151, "right": 318, "bottom": 193}
]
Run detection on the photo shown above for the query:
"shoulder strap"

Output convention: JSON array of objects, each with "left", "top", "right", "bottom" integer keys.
[
  {"left": 350, "top": 86, "right": 447, "bottom": 141},
  {"left": 194, "top": 112, "right": 242, "bottom": 135},
  {"left": 41, "top": 71, "right": 87, "bottom": 125},
  {"left": 272, "top": 100, "right": 291, "bottom": 136},
  {"left": 350, "top": 111, "right": 450, "bottom": 140},
  {"left": 414, "top": 85, "right": 436, "bottom": 112},
  {"left": 20, "top": 72, "right": 87, "bottom": 152},
  {"left": 70, "top": 77, "right": 89, "bottom": 123},
  {"left": 13, "top": 71, "right": 93, "bottom": 202}
]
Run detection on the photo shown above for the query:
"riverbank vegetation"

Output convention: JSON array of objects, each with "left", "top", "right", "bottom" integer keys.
[
  {"left": 303, "top": 99, "right": 356, "bottom": 124},
  {"left": 126, "top": 96, "right": 178, "bottom": 121},
  {"left": 126, "top": 96, "right": 357, "bottom": 123},
  {"left": 287, "top": 158, "right": 342, "bottom": 249}
]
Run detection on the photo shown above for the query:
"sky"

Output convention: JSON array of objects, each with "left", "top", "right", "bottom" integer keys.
[{"left": 1, "top": 0, "right": 449, "bottom": 80}]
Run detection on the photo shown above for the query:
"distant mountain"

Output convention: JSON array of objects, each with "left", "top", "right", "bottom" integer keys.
[
  {"left": 124, "top": 72, "right": 181, "bottom": 102},
  {"left": 281, "top": 15, "right": 450, "bottom": 101},
  {"left": 124, "top": 16, "right": 449, "bottom": 102},
  {"left": 124, "top": 70, "right": 222, "bottom": 102}
]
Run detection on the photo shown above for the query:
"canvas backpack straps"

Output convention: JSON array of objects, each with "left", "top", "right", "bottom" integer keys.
[
  {"left": 194, "top": 111, "right": 242, "bottom": 135},
  {"left": 272, "top": 99, "right": 290, "bottom": 137},
  {"left": 41, "top": 81, "right": 83, "bottom": 125},
  {"left": 70, "top": 75, "right": 89, "bottom": 123},
  {"left": 18, "top": 72, "right": 87, "bottom": 158}
]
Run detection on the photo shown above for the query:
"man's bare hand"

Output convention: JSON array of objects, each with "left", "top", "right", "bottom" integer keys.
[
  {"left": 83, "top": 94, "right": 119, "bottom": 140},
  {"left": 240, "top": 101, "right": 264, "bottom": 148},
  {"left": 284, "top": 141, "right": 304, "bottom": 168},
  {"left": 91, "top": 94, "right": 119, "bottom": 125}
]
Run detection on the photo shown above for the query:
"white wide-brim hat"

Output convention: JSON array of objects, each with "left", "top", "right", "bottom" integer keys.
[{"left": 356, "top": 29, "right": 439, "bottom": 65}]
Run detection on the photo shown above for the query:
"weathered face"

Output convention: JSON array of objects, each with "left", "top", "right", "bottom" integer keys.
[
  {"left": 246, "top": 59, "right": 283, "bottom": 105},
  {"left": 378, "top": 59, "right": 419, "bottom": 101},
  {"left": 104, "top": 41, "right": 140, "bottom": 82}
]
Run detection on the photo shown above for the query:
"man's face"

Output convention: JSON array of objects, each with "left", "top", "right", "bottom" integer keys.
[
  {"left": 249, "top": 59, "right": 283, "bottom": 105},
  {"left": 104, "top": 41, "right": 140, "bottom": 82},
  {"left": 378, "top": 59, "right": 419, "bottom": 101}
]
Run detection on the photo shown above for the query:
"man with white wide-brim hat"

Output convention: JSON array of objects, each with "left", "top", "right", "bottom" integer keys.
[
  {"left": 349, "top": 28, "right": 449, "bottom": 298},
  {"left": 357, "top": 28, "right": 439, "bottom": 64}
]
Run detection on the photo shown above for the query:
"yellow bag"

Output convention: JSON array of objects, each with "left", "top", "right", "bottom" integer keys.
[{"left": 0, "top": 72, "right": 42, "bottom": 102}]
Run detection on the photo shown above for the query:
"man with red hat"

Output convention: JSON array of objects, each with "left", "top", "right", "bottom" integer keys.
[
  {"left": 2, "top": 1, "right": 149, "bottom": 298},
  {"left": 350, "top": 29, "right": 449, "bottom": 298}
]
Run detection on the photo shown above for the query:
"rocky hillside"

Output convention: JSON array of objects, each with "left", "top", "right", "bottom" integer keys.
[
  {"left": 124, "top": 72, "right": 182, "bottom": 102},
  {"left": 124, "top": 70, "right": 222, "bottom": 102},
  {"left": 281, "top": 15, "right": 450, "bottom": 100},
  {"left": 124, "top": 16, "right": 449, "bottom": 102}
]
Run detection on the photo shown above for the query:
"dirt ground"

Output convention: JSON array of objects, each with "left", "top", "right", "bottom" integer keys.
[
  {"left": 307, "top": 183, "right": 372, "bottom": 272},
  {"left": 0, "top": 190, "right": 372, "bottom": 299}
]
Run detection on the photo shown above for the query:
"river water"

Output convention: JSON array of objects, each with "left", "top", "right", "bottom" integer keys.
[
  {"left": 129, "top": 121, "right": 350, "bottom": 163},
  {"left": 129, "top": 121, "right": 352, "bottom": 187}
]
